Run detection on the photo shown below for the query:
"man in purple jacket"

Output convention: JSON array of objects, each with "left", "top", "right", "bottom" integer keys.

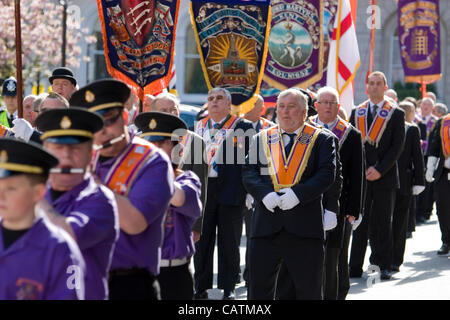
[
  {"left": 35, "top": 107, "right": 119, "bottom": 300},
  {"left": 0, "top": 138, "right": 85, "bottom": 300},
  {"left": 135, "top": 111, "right": 202, "bottom": 299},
  {"left": 69, "top": 80, "right": 174, "bottom": 300}
]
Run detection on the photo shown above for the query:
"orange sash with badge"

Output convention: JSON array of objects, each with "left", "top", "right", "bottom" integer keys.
[
  {"left": 92, "top": 136, "right": 156, "bottom": 196},
  {"left": 262, "top": 124, "right": 320, "bottom": 192},
  {"left": 441, "top": 114, "right": 450, "bottom": 159},
  {"left": 355, "top": 101, "right": 394, "bottom": 147},
  {"left": 197, "top": 115, "right": 240, "bottom": 166}
]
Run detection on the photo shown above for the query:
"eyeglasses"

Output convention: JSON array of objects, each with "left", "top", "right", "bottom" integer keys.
[
  {"left": 103, "top": 110, "right": 122, "bottom": 127},
  {"left": 207, "top": 95, "right": 224, "bottom": 102},
  {"left": 317, "top": 101, "right": 338, "bottom": 106}
]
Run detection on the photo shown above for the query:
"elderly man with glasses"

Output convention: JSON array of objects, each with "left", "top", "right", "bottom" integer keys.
[{"left": 193, "top": 87, "right": 253, "bottom": 300}]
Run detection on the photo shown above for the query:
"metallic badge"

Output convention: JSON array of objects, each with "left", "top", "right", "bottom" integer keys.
[
  {"left": 6, "top": 80, "right": 16, "bottom": 93},
  {"left": 60, "top": 116, "right": 72, "bottom": 129},
  {"left": 149, "top": 119, "right": 157, "bottom": 130},
  {"left": 0, "top": 150, "right": 8, "bottom": 163},
  {"left": 298, "top": 132, "right": 312, "bottom": 145},
  {"left": 85, "top": 90, "right": 95, "bottom": 103},
  {"left": 358, "top": 108, "right": 367, "bottom": 116}
]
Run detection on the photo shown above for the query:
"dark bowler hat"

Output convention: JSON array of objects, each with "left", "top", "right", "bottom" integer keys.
[
  {"left": 49, "top": 67, "right": 77, "bottom": 86},
  {"left": 69, "top": 79, "right": 130, "bottom": 114},
  {"left": 0, "top": 138, "right": 58, "bottom": 178},
  {"left": 1, "top": 77, "right": 17, "bottom": 96},
  {"left": 35, "top": 107, "right": 104, "bottom": 144},
  {"left": 135, "top": 111, "right": 187, "bottom": 142},
  {"left": 294, "top": 87, "right": 317, "bottom": 117}
]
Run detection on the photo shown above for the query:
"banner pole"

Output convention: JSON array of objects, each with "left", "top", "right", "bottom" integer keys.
[{"left": 14, "top": 0, "right": 23, "bottom": 119}]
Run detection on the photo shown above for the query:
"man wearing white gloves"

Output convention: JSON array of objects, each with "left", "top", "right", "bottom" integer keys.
[
  {"left": 242, "top": 88, "right": 337, "bottom": 300},
  {"left": 425, "top": 113, "right": 450, "bottom": 255},
  {"left": 391, "top": 101, "right": 425, "bottom": 272}
]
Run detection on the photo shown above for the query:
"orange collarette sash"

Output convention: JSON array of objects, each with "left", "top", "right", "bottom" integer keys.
[
  {"left": 441, "top": 114, "right": 450, "bottom": 159},
  {"left": 262, "top": 124, "right": 320, "bottom": 192},
  {"left": 355, "top": 101, "right": 394, "bottom": 147},
  {"left": 197, "top": 115, "right": 240, "bottom": 166},
  {"left": 179, "top": 131, "right": 192, "bottom": 149},
  {"left": 92, "top": 136, "right": 156, "bottom": 196},
  {"left": 259, "top": 117, "right": 275, "bottom": 130}
]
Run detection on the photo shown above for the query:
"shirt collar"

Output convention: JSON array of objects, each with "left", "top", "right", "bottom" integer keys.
[
  {"left": 369, "top": 100, "right": 384, "bottom": 110},
  {"left": 280, "top": 126, "right": 301, "bottom": 135},
  {"left": 6, "top": 110, "right": 17, "bottom": 118},
  {"left": 210, "top": 116, "right": 228, "bottom": 127},
  {"left": 315, "top": 116, "right": 338, "bottom": 129}
]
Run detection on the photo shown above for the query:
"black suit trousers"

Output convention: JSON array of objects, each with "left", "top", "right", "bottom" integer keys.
[
  {"left": 250, "top": 230, "right": 324, "bottom": 300},
  {"left": 436, "top": 171, "right": 450, "bottom": 244},
  {"left": 392, "top": 191, "right": 412, "bottom": 267},
  {"left": 350, "top": 183, "right": 396, "bottom": 271},
  {"left": 337, "top": 219, "right": 352, "bottom": 300},
  {"left": 193, "top": 178, "right": 244, "bottom": 292}
]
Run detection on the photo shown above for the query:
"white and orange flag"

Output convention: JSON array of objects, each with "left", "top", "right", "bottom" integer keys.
[{"left": 327, "top": 0, "right": 360, "bottom": 117}]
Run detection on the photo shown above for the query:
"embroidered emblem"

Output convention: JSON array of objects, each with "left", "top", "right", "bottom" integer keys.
[
  {"left": 0, "top": 150, "right": 8, "bottom": 163},
  {"left": 149, "top": 119, "right": 157, "bottom": 130},
  {"left": 85, "top": 90, "right": 95, "bottom": 103},
  {"left": 60, "top": 116, "right": 72, "bottom": 129}
]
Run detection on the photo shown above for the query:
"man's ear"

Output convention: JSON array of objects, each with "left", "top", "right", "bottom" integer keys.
[{"left": 33, "top": 183, "right": 47, "bottom": 203}]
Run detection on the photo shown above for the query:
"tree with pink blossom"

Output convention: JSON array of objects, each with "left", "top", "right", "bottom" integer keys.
[{"left": 0, "top": 0, "right": 96, "bottom": 87}]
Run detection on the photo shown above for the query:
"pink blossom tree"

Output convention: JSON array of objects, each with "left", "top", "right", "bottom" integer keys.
[{"left": 0, "top": 0, "right": 96, "bottom": 86}]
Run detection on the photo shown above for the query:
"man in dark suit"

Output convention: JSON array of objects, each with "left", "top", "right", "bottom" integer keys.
[
  {"left": 349, "top": 71, "right": 405, "bottom": 280},
  {"left": 242, "top": 88, "right": 336, "bottom": 300},
  {"left": 392, "top": 101, "right": 425, "bottom": 271},
  {"left": 151, "top": 92, "right": 208, "bottom": 242},
  {"left": 425, "top": 113, "right": 450, "bottom": 255},
  {"left": 193, "top": 88, "right": 253, "bottom": 300},
  {"left": 274, "top": 87, "right": 344, "bottom": 300},
  {"left": 310, "top": 86, "right": 364, "bottom": 300},
  {"left": 416, "top": 97, "right": 439, "bottom": 224},
  {"left": 241, "top": 94, "right": 275, "bottom": 288}
]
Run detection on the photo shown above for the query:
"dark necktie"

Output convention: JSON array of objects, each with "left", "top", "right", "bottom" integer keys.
[
  {"left": 367, "top": 104, "right": 377, "bottom": 127},
  {"left": 323, "top": 123, "right": 329, "bottom": 129},
  {"left": 8, "top": 114, "right": 14, "bottom": 128},
  {"left": 213, "top": 123, "right": 219, "bottom": 129},
  {"left": 284, "top": 133, "right": 296, "bottom": 155}
]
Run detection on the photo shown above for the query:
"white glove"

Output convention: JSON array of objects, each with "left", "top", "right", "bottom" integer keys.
[
  {"left": 412, "top": 185, "right": 425, "bottom": 195},
  {"left": 12, "top": 118, "right": 34, "bottom": 142},
  {"left": 351, "top": 214, "right": 362, "bottom": 231},
  {"left": 278, "top": 188, "right": 300, "bottom": 211},
  {"left": 323, "top": 210, "right": 337, "bottom": 231},
  {"left": 425, "top": 156, "right": 438, "bottom": 183},
  {"left": 245, "top": 194, "right": 254, "bottom": 210},
  {"left": 262, "top": 192, "right": 280, "bottom": 213}
]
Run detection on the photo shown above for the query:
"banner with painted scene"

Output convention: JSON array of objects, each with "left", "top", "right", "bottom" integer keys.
[
  {"left": 190, "top": 0, "right": 271, "bottom": 114},
  {"left": 260, "top": 0, "right": 324, "bottom": 104},
  {"left": 397, "top": 0, "right": 441, "bottom": 83},
  {"left": 96, "top": 0, "right": 180, "bottom": 101}
]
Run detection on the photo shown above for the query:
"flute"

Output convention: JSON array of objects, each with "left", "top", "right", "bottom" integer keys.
[
  {"left": 50, "top": 168, "right": 86, "bottom": 174},
  {"left": 93, "top": 134, "right": 126, "bottom": 151}
]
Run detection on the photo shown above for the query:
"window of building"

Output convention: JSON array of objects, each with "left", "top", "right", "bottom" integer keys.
[
  {"left": 389, "top": 27, "right": 405, "bottom": 86},
  {"left": 87, "top": 21, "right": 110, "bottom": 83},
  {"left": 184, "top": 25, "right": 208, "bottom": 94}
]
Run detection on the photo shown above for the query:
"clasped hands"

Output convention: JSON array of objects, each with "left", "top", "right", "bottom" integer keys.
[{"left": 262, "top": 188, "right": 300, "bottom": 212}]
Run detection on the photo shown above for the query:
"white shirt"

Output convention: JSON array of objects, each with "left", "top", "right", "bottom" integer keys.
[
  {"left": 369, "top": 100, "right": 384, "bottom": 114},
  {"left": 280, "top": 127, "right": 301, "bottom": 146},
  {"left": 315, "top": 117, "right": 338, "bottom": 130}
]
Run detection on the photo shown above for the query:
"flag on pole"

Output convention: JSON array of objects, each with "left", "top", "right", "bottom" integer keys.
[{"left": 327, "top": 0, "right": 360, "bottom": 116}]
